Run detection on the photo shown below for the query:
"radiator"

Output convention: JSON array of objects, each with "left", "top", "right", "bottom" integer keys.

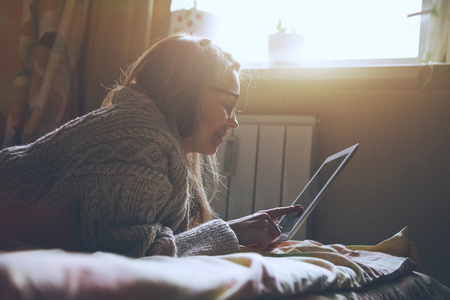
[{"left": 213, "top": 114, "right": 317, "bottom": 240}]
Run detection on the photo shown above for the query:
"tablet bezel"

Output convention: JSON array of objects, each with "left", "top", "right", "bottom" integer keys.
[{"left": 277, "top": 143, "right": 359, "bottom": 241}]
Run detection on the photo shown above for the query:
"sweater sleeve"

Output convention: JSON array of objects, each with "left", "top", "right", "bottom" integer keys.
[
  {"left": 175, "top": 219, "right": 240, "bottom": 257},
  {"left": 77, "top": 166, "right": 185, "bottom": 257},
  {"left": 78, "top": 169, "right": 240, "bottom": 257}
]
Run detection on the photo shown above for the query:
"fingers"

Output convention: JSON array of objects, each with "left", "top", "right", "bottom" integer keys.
[
  {"left": 264, "top": 205, "right": 304, "bottom": 220},
  {"left": 249, "top": 213, "right": 281, "bottom": 243},
  {"left": 228, "top": 206, "right": 304, "bottom": 250},
  {"left": 234, "top": 217, "right": 279, "bottom": 249},
  {"left": 246, "top": 219, "right": 275, "bottom": 250}
]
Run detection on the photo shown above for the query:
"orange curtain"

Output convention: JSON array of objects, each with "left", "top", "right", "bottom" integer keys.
[
  {"left": 79, "top": 0, "right": 171, "bottom": 115},
  {"left": 0, "top": 1, "right": 22, "bottom": 146},
  {"left": 2, "top": 0, "right": 171, "bottom": 147}
]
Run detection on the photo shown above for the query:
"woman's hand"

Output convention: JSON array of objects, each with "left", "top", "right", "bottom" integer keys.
[{"left": 227, "top": 205, "right": 303, "bottom": 250}]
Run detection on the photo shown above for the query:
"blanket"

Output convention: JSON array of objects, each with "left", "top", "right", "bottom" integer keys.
[{"left": 0, "top": 227, "right": 447, "bottom": 300}]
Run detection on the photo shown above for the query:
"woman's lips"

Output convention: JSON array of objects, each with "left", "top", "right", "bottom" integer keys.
[
  {"left": 216, "top": 129, "right": 227, "bottom": 138},
  {"left": 214, "top": 131, "right": 226, "bottom": 145}
]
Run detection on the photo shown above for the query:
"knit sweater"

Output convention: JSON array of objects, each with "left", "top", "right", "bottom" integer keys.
[{"left": 0, "top": 87, "right": 239, "bottom": 257}]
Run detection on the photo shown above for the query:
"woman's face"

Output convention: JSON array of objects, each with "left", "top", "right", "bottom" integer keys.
[{"left": 182, "top": 71, "right": 240, "bottom": 155}]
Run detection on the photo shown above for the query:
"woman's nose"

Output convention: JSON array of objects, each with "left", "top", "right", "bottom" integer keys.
[{"left": 227, "top": 114, "right": 239, "bottom": 129}]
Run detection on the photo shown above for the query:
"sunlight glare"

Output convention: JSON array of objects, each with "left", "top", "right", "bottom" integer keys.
[{"left": 171, "top": 0, "right": 423, "bottom": 66}]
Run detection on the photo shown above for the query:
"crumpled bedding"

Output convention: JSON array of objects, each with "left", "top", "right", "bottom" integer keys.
[
  {"left": 288, "top": 272, "right": 450, "bottom": 300},
  {"left": 0, "top": 227, "right": 449, "bottom": 300}
]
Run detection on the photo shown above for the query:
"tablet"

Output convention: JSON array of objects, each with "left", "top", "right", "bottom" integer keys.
[{"left": 277, "top": 143, "right": 359, "bottom": 241}]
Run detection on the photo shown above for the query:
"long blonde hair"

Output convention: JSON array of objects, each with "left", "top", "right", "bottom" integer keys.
[{"left": 102, "top": 34, "right": 241, "bottom": 227}]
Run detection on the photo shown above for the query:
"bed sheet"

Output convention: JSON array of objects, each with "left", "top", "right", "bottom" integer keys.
[
  {"left": 283, "top": 272, "right": 450, "bottom": 300},
  {"left": 0, "top": 227, "right": 448, "bottom": 300}
]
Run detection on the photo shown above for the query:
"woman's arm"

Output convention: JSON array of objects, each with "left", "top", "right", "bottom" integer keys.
[
  {"left": 175, "top": 219, "right": 239, "bottom": 257},
  {"left": 78, "top": 166, "right": 187, "bottom": 257}
]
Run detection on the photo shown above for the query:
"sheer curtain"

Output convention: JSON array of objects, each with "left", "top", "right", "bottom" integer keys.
[
  {"left": 422, "top": 0, "right": 450, "bottom": 63},
  {"left": 79, "top": 0, "right": 171, "bottom": 114},
  {"left": 2, "top": 0, "right": 171, "bottom": 148}
]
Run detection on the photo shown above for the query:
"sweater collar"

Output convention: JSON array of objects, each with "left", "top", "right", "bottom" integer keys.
[{"left": 111, "top": 86, "right": 183, "bottom": 143}]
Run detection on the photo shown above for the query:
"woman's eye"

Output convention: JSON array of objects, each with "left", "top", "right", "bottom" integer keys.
[{"left": 221, "top": 102, "right": 231, "bottom": 114}]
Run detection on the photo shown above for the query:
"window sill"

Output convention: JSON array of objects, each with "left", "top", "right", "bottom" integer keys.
[{"left": 243, "top": 63, "right": 450, "bottom": 91}]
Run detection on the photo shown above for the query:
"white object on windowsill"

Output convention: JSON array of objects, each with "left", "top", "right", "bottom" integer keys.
[
  {"left": 169, "top": 7, "right": 217, "bottom": 39},
  {"left": 267, "top": 20, "right": 306, "bottom": 67},
  {"left": 268, "top": 32, "right": 306, "bottom": 67}
]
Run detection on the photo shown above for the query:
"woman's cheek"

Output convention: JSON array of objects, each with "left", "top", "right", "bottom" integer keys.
[{"left": 211, "top": 106, "right": 227, "bottom": 122}]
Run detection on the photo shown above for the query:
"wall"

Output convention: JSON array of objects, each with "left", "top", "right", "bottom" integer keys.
[{"left": 241, "top": 69, "right": 450, "bottom": 287}]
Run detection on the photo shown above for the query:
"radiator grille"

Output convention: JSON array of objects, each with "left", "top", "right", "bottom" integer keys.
[{"left": 213, "top": 115, "right": 317, "bottom": 240}]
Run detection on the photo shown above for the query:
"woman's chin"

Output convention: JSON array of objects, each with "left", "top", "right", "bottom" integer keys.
[
  {"left": 205, "top": 146, "right": 219, "bottom": 156},
  {"left": 205, "top": 143, "right": 221, "bottom": 155},
  {"left": 193, "top": 136, "right": 222, "bottom": 155}
]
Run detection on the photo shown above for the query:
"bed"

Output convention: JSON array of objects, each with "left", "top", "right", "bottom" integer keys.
[{"left": 1, "top": 227, "right": 449, "bottom": 300}]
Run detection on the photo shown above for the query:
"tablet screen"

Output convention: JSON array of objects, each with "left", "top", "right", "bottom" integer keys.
[{"left": 277, "top": 147, "right": 353, "bottom": 241}]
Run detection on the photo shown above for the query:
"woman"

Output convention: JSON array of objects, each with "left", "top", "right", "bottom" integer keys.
[{"left": 0, "top": 34, "right": 302, "bottom": 257}]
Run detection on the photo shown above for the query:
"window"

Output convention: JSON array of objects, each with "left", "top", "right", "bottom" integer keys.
[{"left": 170, "top": 0, "right": 431, "bottom": 68}]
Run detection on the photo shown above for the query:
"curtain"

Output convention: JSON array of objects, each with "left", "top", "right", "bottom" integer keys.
[
  {"left": 2, "top": 0, "right": 172, "bottom": 148},
  {"left": 79, "top": 0, "right": 171, "bottom": 115},
  {"left": 422, "top": 0, "right": 450, "bottom": 63},
  {"left": 0, "top": 2, "right": 22, "bottom": 146},
  {"left": 2, "top": 0, "right": 90, "bottom": 147}
]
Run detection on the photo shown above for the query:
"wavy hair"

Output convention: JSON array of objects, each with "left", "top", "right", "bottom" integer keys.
[{"left": 102, "top": 34, "right": 242, "bottom": 227}]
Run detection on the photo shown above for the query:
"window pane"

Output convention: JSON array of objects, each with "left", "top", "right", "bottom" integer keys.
[{"left": 171, "top": 0, "right": 423, "bottom": 66}]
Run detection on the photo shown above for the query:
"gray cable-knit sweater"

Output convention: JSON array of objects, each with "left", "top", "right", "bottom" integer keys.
[{"left": 0, "top": 87, "right": 239, "bottom": 257}]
